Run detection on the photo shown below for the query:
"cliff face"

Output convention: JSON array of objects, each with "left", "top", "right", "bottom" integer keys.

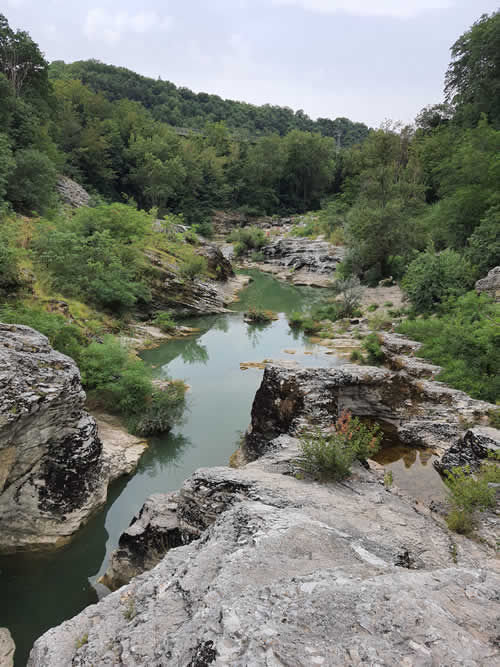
[
  {"left": 0, "top": 323, "right": 144, "bottom": 552},
  {"left": 28, "top": 359, "right": 500, "bottom": 666}
]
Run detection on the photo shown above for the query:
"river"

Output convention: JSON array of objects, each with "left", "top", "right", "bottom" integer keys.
[{"left": 0, "top": 270, "right": 335, "bottom": 666}]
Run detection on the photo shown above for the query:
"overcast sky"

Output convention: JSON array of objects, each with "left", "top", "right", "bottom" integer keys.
[{"left": 4, "top": 0, "right": 499, "bottom": 127}]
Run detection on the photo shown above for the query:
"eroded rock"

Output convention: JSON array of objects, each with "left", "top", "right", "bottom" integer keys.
[
  {"left": 0, "top": 324, "right": 144, "bottom": 552},
  {"left": 0, "top": 628, "right": 15, "bottom": 667},
  {"left": 434, "top": 427, "right": 500, "bottom": 475},
  {"left": 476, "top": 266, "right": 500, "bottom": 302}
]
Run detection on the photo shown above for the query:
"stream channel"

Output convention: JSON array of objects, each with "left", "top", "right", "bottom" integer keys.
[{"left": 0, "top": 270, "right": 445, "bottom": 665}]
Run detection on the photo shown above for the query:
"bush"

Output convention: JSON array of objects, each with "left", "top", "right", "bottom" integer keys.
[
  {"left": 287, "top": 312, "right": 321, "bottom": 334},
  {"left": 179, "top": 254, "right": 208, "bottom": 280},
  {"left": 444, "top": 460, "right": 499, "bottom": 534},
  {"left": 0, "top": 219, "right": 23, "bottom": 294},
  {"left": 367, "top": 304, "right": 379, "bottom": 312},
  {"left": 79, "top": 336, "right": 186, "bottom": 434},
  {"left": 465, "top": 205, "right": 500, "bottom": 278},
  {"left": 227, "top": 226, "right": 268, "bottom": 254},
  {"left": 244, "top": 307, "right": 277, "bottom": 324},
  {"left": 193, "top": 219, "right": 214, "bottom": 239},
  {"left": 362, "top": 333, "right": 385, "bottom": 365},
  {"left": 7, "top": 148, "right": 58, "bottom": 214},
  {"left": 153, "top": 311, "right": 177, "bottom": 333},
  {"left": 130, "top": 381, "right": 186, "bottom": 436},
  {"left": 297, "top": 411, "right": 382, "bottom": 480},
  {"left": 0, "top": 303, "right": 85, "bottom": 363},
  {"left": 402, "top": 246, "right": 475, "bottom": 313},
  {"left": 398, "top": 291, "right": 499, "bottom": 402},
  {"left": 34, "top": 205, "right": 152, "bottom": 311}
]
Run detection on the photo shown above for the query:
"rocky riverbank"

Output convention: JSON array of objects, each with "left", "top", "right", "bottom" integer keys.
[
  {"left": 28, "top": 348, "right": 500, "bottom": 665},
  {"left": 0, "top": 324, "right": 146, "bottom": 553}
]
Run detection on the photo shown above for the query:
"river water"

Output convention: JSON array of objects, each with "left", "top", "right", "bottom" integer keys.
[{"left": 0, "top": 270, "right": 335, "bottom": 666}]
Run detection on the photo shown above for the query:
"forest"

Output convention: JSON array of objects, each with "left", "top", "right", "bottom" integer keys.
[{"left": 0, "top": 10, "right": 499, "bottom": 409}]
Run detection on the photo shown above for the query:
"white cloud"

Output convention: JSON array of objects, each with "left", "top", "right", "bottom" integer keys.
[
  {"left": 83, "top": 8, "right": 172, "bottom": 44},
  {"left": 270, "top": 0, "right": 453, "bottom": 19}
]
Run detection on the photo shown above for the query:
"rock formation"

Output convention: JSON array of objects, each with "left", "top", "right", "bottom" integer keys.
[
  {"left": 29, "top": 354, "right": 500, "bottom": 665},
  {"left": 0, "top": 629, "right": 15, "bottom": 667},
  {"left": 0, "top": 323, "right": 145, "bottom": 552},
  {"left": 145, "top": 241, "right": 248, "bottom": 317},
  {"left": 56, "top": 176, "right": 90, "bottom": 208},
  {"left": 476, "top": 266, "right": 500, "bottom": 302},
  {"left": 28, "top": 433, "right": 500, "bottom": 666}
]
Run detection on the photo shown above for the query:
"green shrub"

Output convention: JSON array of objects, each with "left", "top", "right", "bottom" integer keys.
[
  {"left": 131, "top": 382, "right": 186, "bottom": 436},
  {"left": 0, "top": 303, "right": 85, "bottom": 363},
  {"left": 227, "top": 226, "right": 268, "bottom": 254},
  {"left": 398, "top": 291, "right": 499, "bottom": 402},
  {"left": 297, "top": 411, "right": 382, "bottom": 480},
  {"left": 153, "top": 311, "right": 177, "bottom": 333},
  {"left": 362, "top": 333, "right": 385, "bottom": 365},
  {"left": 465, "top": 205, "right": 500, "bottom": 278},
  {"left": 444, "top": 460, "right": 499, "bottom": 534},
  {"left": 349, "top": 349, "right": 364, "bottom": 363},
  {"left": 193, "top": 219, "right": 214, "bottom": 239},
  {"left": 178, "top": 254, "right": 208, "bottom": 280},
  {"left": 7, "top": 148, "right": 58, "bottom": 215},
  {"left": 402, "top": 246, "right": 475, "bottom": 313},
  {"left": 244, "top": 307, "right": 277, "bottom": 324},
  {"left": 367, "top": 304, "right": 379, "bottom": 312},
  {"left": 488, "top": 408, "right": 500, "bottom": 429},
  {"left": 251, "top": 250, "right": 265, "bottom": 262},
  {"left": 0, "top": 219, "right": 23, "bottom": 293}
]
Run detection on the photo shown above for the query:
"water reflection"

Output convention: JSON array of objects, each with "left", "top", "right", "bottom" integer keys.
[{"left": 179, "top": 339, "right": 209, "bottom": 365}]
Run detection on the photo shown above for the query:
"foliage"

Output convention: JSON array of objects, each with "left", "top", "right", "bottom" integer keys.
[
  {"left": 398, "top": 292, "right": 499, "bottom": 402},
  {"left": 131, "top": 381, "right": 186, "bottom": 436},
  {"left": 444, "top": 459, "right": 500, "bottom": 533},
  {"left": 362, "top": 333, "right": 385, "bottom": 365},
  {"left": 445, "top": 11, "right": 500, "bottom": 128},
  {"left": 287, "top": 312, "right": 321, "bottom": 334},
  {"left": 7, "top": 148, "right": 57, "bottom": 214},
  {"left": 178, "top": 254, "right": 208, "bottom": 281},
  {"left": 0, "top": 217, "right": 23, "bottom": 293},
  {"left": 297, "top": 411, "right": 382, "bottom": 480},
  {"left": 244, "top": 307, "right": 276, "bottom": 324},
  {"left": 34, "top": 204, "right": 152, "bottom": 311},
  {"left": 153, "top": 311, "right": 177, "bottom": 333},
  {"left": 465, "top": 205, "right": 500, "bottom": 277},
  {"left": 402, "top": 246, "right": 475, "bottom": 313},
  {"left": 227, "top": 226, "right": 268, "bottom": 254},
  {"left": 0, "top": 302, "right": 85, "bottom": 362}
]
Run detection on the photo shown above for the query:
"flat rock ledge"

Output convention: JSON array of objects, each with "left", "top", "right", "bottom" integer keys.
[
  {"left": 0, "top": 323, "right": 145, "bottom": 553},
  {"left": 29, "top": 436, "right": 500, "bottom": 666}
]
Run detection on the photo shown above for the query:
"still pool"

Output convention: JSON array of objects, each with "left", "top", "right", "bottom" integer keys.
[{"left": 0, "top": 270, "right": 338, "bottom": 666}]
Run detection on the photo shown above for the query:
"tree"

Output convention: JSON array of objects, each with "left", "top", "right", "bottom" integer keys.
[
  {"left": 7, "top": 148, "right": 57, "bottom": 214},
  {"left": 445, "top": 11, "right": 500, "bottom": 128},
  {"left": 0, "top": 14, "right": 49, "bottom": 98}
]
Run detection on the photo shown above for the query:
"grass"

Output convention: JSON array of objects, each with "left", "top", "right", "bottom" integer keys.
[{"left": 75, "top": 633, "right": 88, "bottom": 649}]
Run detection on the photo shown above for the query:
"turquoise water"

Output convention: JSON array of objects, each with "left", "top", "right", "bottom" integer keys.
[{"left": 0, "top": 270, "right": 338, "bottom": 666}]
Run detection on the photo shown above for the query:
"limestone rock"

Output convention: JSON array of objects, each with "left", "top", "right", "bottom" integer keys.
[
  {"left": 100, "top": 492, "right": 182, "bottom": 590},
  {"left": 28, "top": 438, "right": 500, "bottom": 666},
  {"left": 0, "top": 628, "right": 15, "bottom": 667},
  {"left": 56, "top": 176, "right": 90, "bottom": 208},
  {"left": 261, "top": 236, "right": 343, "bottom": 275},
  {"left": 0, "top": 324, "right": 144, "bottom": 552},
  {"left": 434, "top": 427, "right": 500, "bottom": 475},
  {"left": 476, "top": 266, "right": 500, "bottom": 302}
]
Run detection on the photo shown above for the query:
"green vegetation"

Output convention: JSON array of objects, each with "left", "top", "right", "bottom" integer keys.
[
  {"left": 75, "top": 633, "right": 88, "bottom": 649},
  {"left": 445, "top": 458, "right": 500, "bottom": 534},
  {"left": 244, "top": 308, "right": 277, "bottom": 324},
  {"left": 153, "top": 311, "right": 177, "bottom": 333},
  {"left": 362, "top": 333, "right": 385, "bottom": 365},
  {"left": 398, "top": 292, "right": 499, "bottom": 402},
  {"left": 297, "top": 411, "right": 382, "bottom": 480},
  {"left": 384, "top": 470, "right": 393, "bottom": 488},
  {"left": 228, "top": 226, "right": 268, "bottom": 257},
  {"left": 287, "top": 312, "right": 321, "bottom": 334},
  {"left": 178, "top": 254, "right": 208, "bottom": 281}
]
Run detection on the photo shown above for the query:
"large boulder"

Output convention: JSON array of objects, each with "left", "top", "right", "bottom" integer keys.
[
  {"left": 0, "top": 323, "right": 144, "bottom": 552},
  {"left": 0, "top": 629, "right": 14, "bottom": 667},
  {"left": 434, "top": 427, "right": 500, "bottom": 475},
  {"left": 476, "top": 266, "right": 500, "bottom": 302},
  {"left": 56, "top": 176, "right": 90, "bottom": 208},
  {"left": 28, "top": 438, "right": 500, "bottom": 666}
]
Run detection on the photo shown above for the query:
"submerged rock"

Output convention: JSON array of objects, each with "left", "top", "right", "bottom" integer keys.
[{"left": 0, "top": 324, "right": 144, "bottom": 552}]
